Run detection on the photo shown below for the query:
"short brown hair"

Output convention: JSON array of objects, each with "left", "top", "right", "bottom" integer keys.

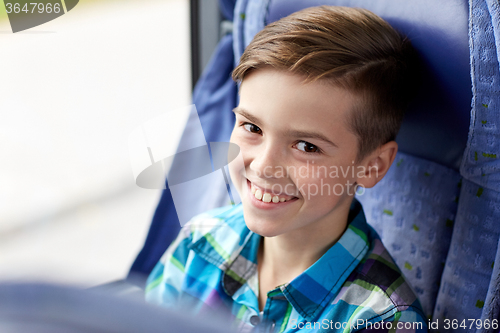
[{"left": 232, "top": 6, "right": 419, "bottom": 160}]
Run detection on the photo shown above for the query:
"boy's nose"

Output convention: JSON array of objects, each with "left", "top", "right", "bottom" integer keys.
[{"left": 249, "top": 145, "right": 283, "bottom": 179}]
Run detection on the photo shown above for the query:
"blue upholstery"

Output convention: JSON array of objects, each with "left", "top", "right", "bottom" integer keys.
[
  {"left": 438, "top": 0, "right": 500, "bottom": 328},
  {"left": 356, "top": 153, "right": 461, "bottom": 318},
  {"left": 130, "top": 0, "right": 500, "bottom": 329}
]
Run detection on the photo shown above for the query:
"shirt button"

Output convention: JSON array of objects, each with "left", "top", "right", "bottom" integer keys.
[{"left": 250, "top": 315, "right": 260, "bottom": 326}]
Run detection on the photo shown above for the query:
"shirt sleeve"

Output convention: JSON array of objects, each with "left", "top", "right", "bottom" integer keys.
[{"left": 144, "top": 223, "right": 193, "bottom": 308}]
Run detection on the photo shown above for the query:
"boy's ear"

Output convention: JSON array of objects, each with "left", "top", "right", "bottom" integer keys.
[{"left": 355, "top": 141, "right": 398, "bottom": 189}]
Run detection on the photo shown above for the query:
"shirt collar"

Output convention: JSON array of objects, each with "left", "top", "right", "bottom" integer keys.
[{"left": 190, "top": 199, "right": 371, "bottom": 321}]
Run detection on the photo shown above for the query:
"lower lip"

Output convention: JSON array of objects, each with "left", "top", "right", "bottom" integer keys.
[{"left": 246, "top": 180, "right": 298, "bottom": 210}]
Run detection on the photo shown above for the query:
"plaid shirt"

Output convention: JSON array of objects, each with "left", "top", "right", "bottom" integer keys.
[{"left": 146, "top": 200, "right": 427, "bottom": 332}]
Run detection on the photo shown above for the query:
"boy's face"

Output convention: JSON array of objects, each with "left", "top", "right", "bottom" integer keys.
[{"left": 229, "top": 68, "right": 364, "bottom": 239}]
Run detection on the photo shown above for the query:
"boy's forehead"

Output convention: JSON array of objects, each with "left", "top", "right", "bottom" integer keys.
[{"left": 237, "top": 69, "right": 357, "bottom": 130}]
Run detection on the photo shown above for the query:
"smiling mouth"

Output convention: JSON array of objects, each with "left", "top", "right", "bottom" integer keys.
[{"left": 247, "top": 180, "right": 298, "bottom": 203}]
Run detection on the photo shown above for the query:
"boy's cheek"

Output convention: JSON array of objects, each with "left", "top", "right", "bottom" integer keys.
[
  {"left": 227, "top": 148, "right": 247, "bottom": 194},
  {"left": 296, "top": 176, "right": 356, "bottom": 201},
  {"left": 228, "top": 158, "right": 243, "bottom": 183}
]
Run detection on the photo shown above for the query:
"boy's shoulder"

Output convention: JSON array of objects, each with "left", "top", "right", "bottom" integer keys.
[
  {"left": 331, "top": 226, "right": 427, "bottom": 329},
  {"left": 151, "top": 204, "right": 252, "bottom": 290},
  {"left": 171, "top": 204, "right": 254, "bottom": 264}
]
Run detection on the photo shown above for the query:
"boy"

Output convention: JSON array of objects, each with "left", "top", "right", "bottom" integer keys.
[{"left": 146, "top": 6, "right": 427, "bottom": 332}]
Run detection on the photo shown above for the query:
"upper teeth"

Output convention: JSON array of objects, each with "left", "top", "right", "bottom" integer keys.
[{"left": 251, "top": 186, "right": 289, "bottom": 203}]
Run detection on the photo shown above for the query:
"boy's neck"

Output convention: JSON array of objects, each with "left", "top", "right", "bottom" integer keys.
[
  {"left": 257, "top": 197, "right": 353, "bottom": 310},
  {"left": 259, "top": 213, "right": 349, "bottom": 283}
]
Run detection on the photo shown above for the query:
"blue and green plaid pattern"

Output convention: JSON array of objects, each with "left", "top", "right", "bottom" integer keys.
[{"left": 146, "top": 200, "right": 427, "bottom": 332}]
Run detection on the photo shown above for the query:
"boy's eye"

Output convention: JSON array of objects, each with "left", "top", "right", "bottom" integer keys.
[
  {"left": 243, "top": 123, "right": 262, "bottom": 134},
  {"left": 296, "top": 141, "right": 320, "bottom": 153}
]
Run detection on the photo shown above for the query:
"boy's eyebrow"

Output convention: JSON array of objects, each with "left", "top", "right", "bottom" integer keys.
[
  {"left": 284, "top": 129, "right": 339, "bottom": 148},
  {"left": 232, "top": 107, "right": 261, "bottom": 125},
  {"left": 233, "top": 106, "right": 338, "bottom": 148}
]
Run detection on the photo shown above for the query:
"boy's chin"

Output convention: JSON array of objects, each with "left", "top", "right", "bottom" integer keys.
[
  {"left": 244, "top": 221, "right": 281, "bottom": 238},
  {"left": 242, "top": 212, "right": 285, "bottom": 238}
]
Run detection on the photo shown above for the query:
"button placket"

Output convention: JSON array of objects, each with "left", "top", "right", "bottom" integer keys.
[
  {"left": 261, "top": 292, "right": 289, "bottom": 333},
  {"left": 260, "top": 294, "right": 273, "bottom": 333}
]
